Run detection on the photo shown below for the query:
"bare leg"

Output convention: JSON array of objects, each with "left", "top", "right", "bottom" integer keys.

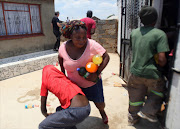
[{"left": 94, "top": 102, "right": 108, "bottom": 124}]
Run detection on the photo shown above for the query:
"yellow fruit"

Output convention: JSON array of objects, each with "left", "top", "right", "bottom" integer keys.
[{"left": 92, "top": 54, "right": 103, "bottom": 65}]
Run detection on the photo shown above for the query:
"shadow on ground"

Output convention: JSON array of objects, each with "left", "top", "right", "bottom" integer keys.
[
  {"left": 133, "top": 119, "right": 161, "bottom": 129},
  {"left": 77, "top": 116, "right": 109, "bottom": 129}
]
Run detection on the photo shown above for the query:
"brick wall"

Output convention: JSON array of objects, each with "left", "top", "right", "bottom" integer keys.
[{"left": 61, "top": 19, "right": 118, "bottom": 53}]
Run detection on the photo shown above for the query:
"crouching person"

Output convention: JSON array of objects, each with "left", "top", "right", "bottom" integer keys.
[{"left": 39, "top": 65, "right": 90, "bottom": 129}]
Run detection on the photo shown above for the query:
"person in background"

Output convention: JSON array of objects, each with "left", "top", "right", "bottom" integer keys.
[
  {"left": 58, "top": 20, "right": 109, "bottom": 124},
  {"left": 66, "top": 17, "right": 70, "bottom": 24},
  {"left": 39, "top": 65, "right": 90, "bottom": 129},
  {"left": 51, "top": 11, "right": 62, "bottom": 51},
  {"left": 81, "top": 10, "right": 96, "bottom": 39},
  {"left": 127, "top": 6, "right": 169, "bottom": 125}
]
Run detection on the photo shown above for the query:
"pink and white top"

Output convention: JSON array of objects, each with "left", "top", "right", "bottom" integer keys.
[{"left": 59, "top": 39, "right": 106, "bottom": 88}]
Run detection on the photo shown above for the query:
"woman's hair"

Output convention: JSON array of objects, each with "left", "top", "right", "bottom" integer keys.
[{"left": 61, "top": 20, "right": 87, "bottom": 39}]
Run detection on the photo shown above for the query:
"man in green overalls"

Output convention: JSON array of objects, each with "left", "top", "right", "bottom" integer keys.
[{"left": 127, "top": 6, "right": 169, "bottom": 125}]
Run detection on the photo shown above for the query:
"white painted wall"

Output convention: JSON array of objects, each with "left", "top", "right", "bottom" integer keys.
[
  {"left": 152, "top": 0, "right": 164, "bottom": 28},
  {"left": 166, "top": 29, "right": 180, "bottom": 129},
  {"left": 117, "top": 0, "right": 121, "bottom": 54}
]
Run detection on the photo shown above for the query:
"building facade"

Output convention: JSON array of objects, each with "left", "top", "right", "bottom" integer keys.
[{"left": 0, "top": 0, "right": 55, "bottom": 59}]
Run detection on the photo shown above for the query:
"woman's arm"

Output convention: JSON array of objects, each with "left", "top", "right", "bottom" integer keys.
[
  {"left": 58, "top": 54, "right": 66, "bottom": 75},
  {"left": 86, "top": 52, "right": 110, "bottom": 82},
  {"left": 97, "top": 52, "right": 110, "bottom": 75}
]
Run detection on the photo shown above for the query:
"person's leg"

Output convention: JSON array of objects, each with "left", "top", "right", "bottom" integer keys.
[
  {"left": 57, "top": 32, "right": 61, "bottom": 49},
  {"left": 39, "top": 104, "right": 90, "bottom": 129},
  {"left": 56, "top": 35, "right": 60, "bottom": 50},
  {"left": 39, "top": 110, "right": 71, "bottom": 129},
  {"left": 53, "top": 30, "right": 60, "bottom": 50},
  {"left": 139, "top": 78, "right": 165, "bottom": 122},
  {"left": 127, "top": 74, "right": 147, "bottom": 125},
  {"left": 94, "top": 102, "right": 108, "bottom": 124},
  {"left": 53, "top": 31, "right": 57, "bottom": 50},
  {"left": 65, "top": 126, "right": 77, "bottom": 129},
  {"left": 81, "top": 79, "right": 108, "bottom": 124}
]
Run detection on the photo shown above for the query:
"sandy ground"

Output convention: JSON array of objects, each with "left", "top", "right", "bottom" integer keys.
[{"left": 0, "top": 53, "right": 161, "bottom": 129}]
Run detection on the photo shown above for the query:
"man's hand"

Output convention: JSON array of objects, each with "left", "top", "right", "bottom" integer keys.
[
  {"left": 43, "top": 112, "right": 53, "bottom": 117},
  {"left": 41, "top": 96, "right": 48, "bottom": 117},
  {"left": 57, "top": 22, "right": 62, "bottom": 28},
  {"left": 47, "top": 113, "right": 53, "bottom": 117}
]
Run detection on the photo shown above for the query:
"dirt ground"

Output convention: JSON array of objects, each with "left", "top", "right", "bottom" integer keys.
[{"left": 0, "top": 53, "right": 161, "bottom": 129}]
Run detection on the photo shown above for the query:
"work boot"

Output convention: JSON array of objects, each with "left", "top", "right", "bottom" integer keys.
[
  {"left": 128, "top": 114, "right": 140, "bottom": 126},
  {"left": 137, "top": 111, "right": 158, "bottom": 122}
]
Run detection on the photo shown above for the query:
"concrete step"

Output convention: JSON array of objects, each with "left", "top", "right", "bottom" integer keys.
[{"left": 0, "top": 50, "right": 58, "bottom": 81}]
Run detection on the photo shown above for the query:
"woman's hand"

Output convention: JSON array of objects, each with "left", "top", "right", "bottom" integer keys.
[{"left": 86, "top": 72, "right": 98, "bottom": 82}]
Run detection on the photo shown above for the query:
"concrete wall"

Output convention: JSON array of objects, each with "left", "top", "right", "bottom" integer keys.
[
  {"left": 61, "top": 19, "right": 118, "bottom": 53},
  {"left": 0, "top": 50, "right": 58, "bottom": 81},
  {"left": 117, "top": 0, "right": 121, "bottom": 54},
  {"left": 0, "top": 0, "right": 55, "bottom": 59},
  {"left": 92, "top": 19, "right": 118, "bottom": 53}
]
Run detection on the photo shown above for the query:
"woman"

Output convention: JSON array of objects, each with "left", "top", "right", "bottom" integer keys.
[{"left": 58, "top": 20, "right": 110, "bottom": 124}]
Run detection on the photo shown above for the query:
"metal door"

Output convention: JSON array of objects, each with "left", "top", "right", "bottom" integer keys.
[{"left": 119, "top": 0, "right": 151, "bottom": 82}]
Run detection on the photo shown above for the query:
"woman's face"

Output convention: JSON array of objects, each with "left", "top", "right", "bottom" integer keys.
[{"left": 71, "top": 28, "right": 87, "bottom": 48}]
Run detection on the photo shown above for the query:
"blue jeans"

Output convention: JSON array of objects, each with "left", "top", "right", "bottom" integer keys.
[{"left": 39, "top": 104, "right": 90, "bottom": 129}]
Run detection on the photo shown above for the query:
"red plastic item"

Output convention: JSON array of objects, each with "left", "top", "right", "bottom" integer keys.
[
  {"left": 169, "top": 49, "right": 174, "bottom": 56},
  {"left": 34, "top": 105, "right": 39, "bottom": 107},
  {"left": 56, "top": 62, "right": 58, "bottom": 66},
  {"left": 112, "top": 73, "right": 116, "bottom": 75}
]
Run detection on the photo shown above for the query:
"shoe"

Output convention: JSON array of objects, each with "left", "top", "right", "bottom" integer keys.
[
  {"left": 128, "top": 119, "right": 139, "bottom": 126},
  {"left": 55, "top": 48, "right": 59, "bottom": 51},
  {"left": 103, "top": 115, "right": 108, "bottom": 124},
  {"left": 53, "top": 48, "right": 58, "bottom": 51},
  {"left": 128, "top": 114, "right": 139, "bottom": 126},
  {"left": 137, "top": 111, "right": 158, "bottom": 122}
]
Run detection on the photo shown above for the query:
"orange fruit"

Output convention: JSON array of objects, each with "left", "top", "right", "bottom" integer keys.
[{"left": 85, "top": 62, "right": 98, "bottom": 73}]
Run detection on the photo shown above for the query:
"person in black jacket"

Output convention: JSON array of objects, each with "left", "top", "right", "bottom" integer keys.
[{"left": 51, "top": 11, "right": 62, "bottom": 51}]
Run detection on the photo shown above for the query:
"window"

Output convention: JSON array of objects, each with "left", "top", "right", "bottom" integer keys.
[{"left": 0, "top": 2, "right": 42, "bottom": 37}]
